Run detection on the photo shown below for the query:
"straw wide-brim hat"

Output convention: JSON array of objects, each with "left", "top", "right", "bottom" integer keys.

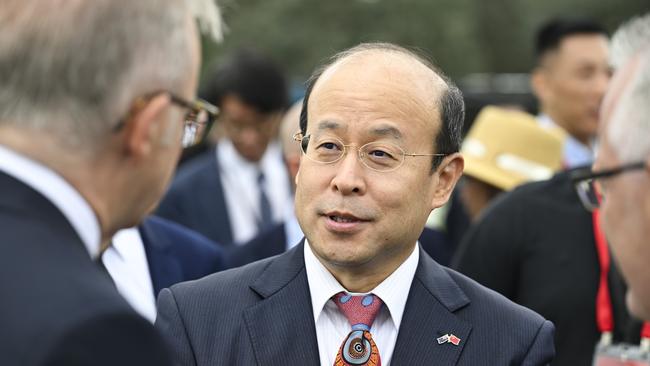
[{"left": 461, "top": 106, "right": 565, "bottom": 191}]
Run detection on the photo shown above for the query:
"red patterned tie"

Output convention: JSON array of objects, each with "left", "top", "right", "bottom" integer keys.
[{"left": 333, "top": 292, "right": 383, "bottom": 366}]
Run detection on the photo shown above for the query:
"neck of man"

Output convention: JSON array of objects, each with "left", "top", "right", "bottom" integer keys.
[
  {"left": 0, "top": 126, "right": 129, "bottom": 246},
  {"left": 542, "top": 110, "right": 594, "bottom": 147},
  {"left": 319, "top": 247, "right": 414, "bottom": 293}
]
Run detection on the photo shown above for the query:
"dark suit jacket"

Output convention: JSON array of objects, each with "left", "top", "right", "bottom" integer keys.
[
  {"left": 156, "top": 242, "right": 555, "bottom": 365},
  {"left": 157, "top": 147, "right": 233, "bottom": 245},
  {"left": 227, "top": 223, "right": 454, "bottom": 269},
  {"left": 0, "top": 172, "right": 170, "bottom": 366},
  {"left": 139, "top": 216, "right": 227, "bottom": 295},
  {"left": 452, "top": 170, "right": 641, "bottom": 366}
]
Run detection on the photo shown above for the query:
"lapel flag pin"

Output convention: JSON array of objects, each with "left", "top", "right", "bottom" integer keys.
[
  {"left": 437, "top": 334, "right": 450, "bottom": 344},
  {"left": 449, "top": 334, "right": 461, "bottom": 346}
]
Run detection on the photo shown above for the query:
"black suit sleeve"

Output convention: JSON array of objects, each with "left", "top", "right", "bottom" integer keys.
[
  {"left": 451, "top": 193, "right": 524, "bottom": 299},
  {"left": 521, "top": 320, "right": 555, "bottom": 366},
  {"left": 43, "top": 312, "right": 171, "bottom": 366},
  {"left": 155, "top": 288, "right": 196, "bottom": 366}
]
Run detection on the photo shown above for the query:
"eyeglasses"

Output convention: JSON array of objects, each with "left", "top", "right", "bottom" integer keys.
[
  {"left": 114, "top": 91, "right": 219, "bottom": 148},
  {"left": 168, "top": 94, "right": 218, "bottom": 148},
  {"left": 293, "top": 132, "right": 447, "bottom": 172},
  {"left": 570, "top": 161, "right": 646, "bottom": 211}
]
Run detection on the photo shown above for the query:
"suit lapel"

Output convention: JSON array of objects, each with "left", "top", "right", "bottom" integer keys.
[
  {"left": 392, "top": 249, "right": 472, "bottom": 366},
  {"left": 139, "top": 219, "right": 181, "bottom": 295},
  {"left": 243, "top": 242, "right": 320, "bottom": 365}
]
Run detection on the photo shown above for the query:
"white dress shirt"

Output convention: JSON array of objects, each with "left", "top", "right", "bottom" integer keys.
[
  {"left": 102, "top": 227, "right": 157, "bottom": 323},
  {"left": 304, "top": 240, "right": 419, "bottom": 366},
  {"left": 283, "top": 204, "right": 303, "bottom": 251},
  {"left": 0, "top": 144, "right": 101, "bottom": 258},
  {"left": 217, "top": 139, "right": 291, "bottom": 244},
  {"left": 537, "top": 114, "right": 595, "bottom": 168}
]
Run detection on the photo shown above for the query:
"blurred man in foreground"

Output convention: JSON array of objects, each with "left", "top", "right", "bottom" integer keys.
[
  {"left": 156, "top": 42, "right": 554, "bottom": 365},
  {"left": 579, "top": 14, "right": 650, "bottom": 320},
  {"left": 0, "top": 0, "right": 221, "bottom": 364}
]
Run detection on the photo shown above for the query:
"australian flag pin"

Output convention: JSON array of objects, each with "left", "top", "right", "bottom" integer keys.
[{"left": 437, "top": 334, "right": 450, "bottom": 344}]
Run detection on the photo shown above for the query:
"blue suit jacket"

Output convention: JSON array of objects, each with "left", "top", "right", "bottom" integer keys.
[
  {"left": 157, "top": 148, "right": 234, "bottom": 245},
  {"left": 139, "top": 216, "right": 227, "bottom": 295},
  {"left": 227, "top": 223, "right": 454, "bottom": 269},
  {"left": 156, "top": 242, "right": 555, "bottom": 365}
]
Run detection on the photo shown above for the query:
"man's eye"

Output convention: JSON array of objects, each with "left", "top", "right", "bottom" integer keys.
[
  {"left": 318, "top": 142, "right": 340, "bottom": 150},
  {"left": 369, "top": 150, "right": 391, "bottom": 158}
]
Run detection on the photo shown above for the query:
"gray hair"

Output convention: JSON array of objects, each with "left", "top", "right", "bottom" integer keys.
[
  {"left": 610, "top": 13, "right": 650, "bottom": 69},
  {"left": 0, "top": 0, "right": 223, "bottom": 153},
  {"left": 607, "top": 51, "right": 650, "bottom": 162},
  {"left": 606, "top": 14, "right": 650, "bottom": 162}
]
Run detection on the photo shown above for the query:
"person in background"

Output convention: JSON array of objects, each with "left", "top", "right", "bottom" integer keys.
[
  {"left": 0, "top": 0, "right": 222, "bottom": 364},
  {"left": 103, "top": 216, "right": 227, "bottom": 323},
  {"left": 459, "top": 106, "right": 564, "bottom": 221},
  {"left": 454, "top": 30, "right": 642, "bottom": 361},
  {"left": 156, "top": 42, "right": 555, "bottom": 365},
  {"left": 158, "top": 48, "right": 292, "bottom": 246},
  {"left": 531, "top": 18, "right": 611, "bottom": 168}
]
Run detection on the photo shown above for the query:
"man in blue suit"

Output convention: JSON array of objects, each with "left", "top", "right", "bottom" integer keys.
[
  {"left": 103, "top": 216, "right": 227, "bottom": 322},
  {"left": 156, "top": 43, "right": 555, "bottom": 365}
]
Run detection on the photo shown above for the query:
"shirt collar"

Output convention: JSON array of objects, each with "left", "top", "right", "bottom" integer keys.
[
  {"left": 0, "top": 144, "right": 101, "bottom": 259},
  {"left": 217, "top": 137, "right": 282, "bottom": 173},
  {"left": 537, "top": 114, "right": 595, "bottom": 168},
  {"left": 304, "top": 239, "right": 419, "bottom": 330}
]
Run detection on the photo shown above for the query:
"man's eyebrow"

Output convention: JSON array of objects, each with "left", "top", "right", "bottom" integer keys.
[
  {"left": 317, "top": 120, "right": 343, "bottom": 131},
  {"left": 370, "top": 125, "right": 402, "bottom": 139}
]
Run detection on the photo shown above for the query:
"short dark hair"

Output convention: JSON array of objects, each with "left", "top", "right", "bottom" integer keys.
[
  {"left": 200, "top": 48, "right": 289, "bottom": 114},
  {"left": 299, "top": 43, "right": 464, "bottom": 171},
  {"left": 535, "top": 18, "right": 608, "bottom": 62}
]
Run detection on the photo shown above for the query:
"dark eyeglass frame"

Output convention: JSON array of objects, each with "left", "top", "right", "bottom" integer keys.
[
  {"left": 570, "top": 161, "right": 646, "bottom": 211},
  {"left": 112, "top": 91, "right": 219, "bottom": 148}
]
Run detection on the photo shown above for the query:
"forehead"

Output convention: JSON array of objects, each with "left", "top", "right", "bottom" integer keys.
[
  {"left": 307, "top": 50, "right": 445, "bottom": 136},
  {"left": 546, "top": 34, "right": 609, "bottom": 67}
]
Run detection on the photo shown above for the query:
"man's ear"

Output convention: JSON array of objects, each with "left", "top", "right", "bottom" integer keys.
[
  {"left": 430, "top": 153, "right": 464, "bottom": 210},
  {"left": 530, "top": 68, "right": 548, "bottom": 101},
  {"left": 122, "top": 94, "right": 171, "bottom": 158}
]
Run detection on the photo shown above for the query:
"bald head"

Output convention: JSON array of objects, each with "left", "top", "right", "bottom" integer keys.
[{"left": 299, "top": 43, "right": 464, "bottom": 169}]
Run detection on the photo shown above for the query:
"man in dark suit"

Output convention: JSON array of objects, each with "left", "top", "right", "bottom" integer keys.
[
  {"left": 156, "top": 43, "right": 555, "bottom": 365},
  {"left": 0, "top": 1, "right": 222, "bottom": 364},
  {"left": 157, "top": 49, "right": 292, "bottom": 246},
  {"left": 103, "top": 216, "right": 227, "bottom": 322}
]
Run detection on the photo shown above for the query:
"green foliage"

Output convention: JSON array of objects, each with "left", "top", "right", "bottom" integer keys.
[{"left": 201, "top": 0, "right": 649, "bottom": 86}]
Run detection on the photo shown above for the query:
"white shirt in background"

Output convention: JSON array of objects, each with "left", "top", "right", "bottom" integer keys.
[{"left": 217, "top": 139, "right": 291, "bottom": 244}]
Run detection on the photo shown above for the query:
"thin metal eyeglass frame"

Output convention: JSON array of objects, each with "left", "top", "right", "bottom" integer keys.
[{"left": 293, "top": 132, "right": 447, "bottom": 172}]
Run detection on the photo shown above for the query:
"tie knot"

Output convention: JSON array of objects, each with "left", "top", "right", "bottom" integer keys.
[{"left": 333, "top": 292, "right": 383, "bottom": 331}]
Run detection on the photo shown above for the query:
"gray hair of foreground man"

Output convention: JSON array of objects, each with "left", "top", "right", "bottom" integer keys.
[
  {"left": 607, "top": 14, "right": 650, "bottom": 163},
  {"left": 299, "top": 43, "right": 465, "bottom": 170},
  {"left": 0, "top": 0, "right": 218, "bottom": 153}
]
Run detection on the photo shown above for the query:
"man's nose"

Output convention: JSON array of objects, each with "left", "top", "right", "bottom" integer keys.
[{"left": 330, "top": 149, "right": 367, "bottom": 195}]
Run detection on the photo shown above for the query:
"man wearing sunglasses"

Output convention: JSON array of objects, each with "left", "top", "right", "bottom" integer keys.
[
  {"left": 574, "top": 14, "right": 650, "bottom": 321},
  {"left": 0, "top": 0, "right": 221, "bottom": 365}
]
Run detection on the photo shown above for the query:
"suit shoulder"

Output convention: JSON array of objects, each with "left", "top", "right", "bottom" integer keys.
[
  {"left": 168, "top": 255, "right": 276, "bottom": 300},
  {"left": 444, "top": 267, "right": 547, "bottom": 325},
  {"left": 170, "top": 149, "right": 218, "bottom": 189}
]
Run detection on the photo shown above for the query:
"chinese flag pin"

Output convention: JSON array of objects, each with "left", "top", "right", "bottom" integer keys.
[{"left": 449, "top": 334, "right": 461, "bottom": 346}]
